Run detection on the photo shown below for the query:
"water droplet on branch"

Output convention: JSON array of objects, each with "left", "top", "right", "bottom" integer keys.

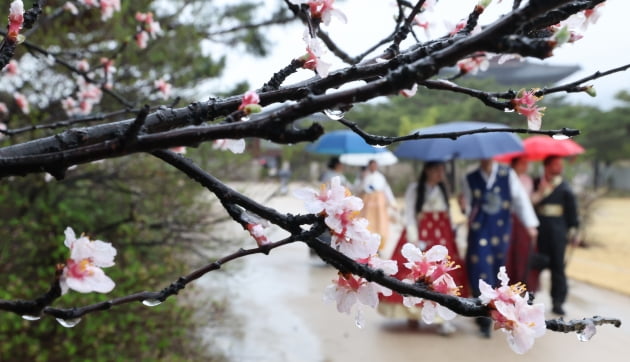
[
  {"left": 552, "top": 134, "right": 570, "bottom": 140},
  {"left": 577, "top": 320, "right": 596, "bottom": 341},
  {"left": 56, "top": 317, "right": 82, "bottom": 328},
  {"left": 503, "top": 107, "right": 514, "bottom": 113},
  {"left": 323, "top": 109, "right": 345, "bottom": 121},
  {"left": 142, "top": 299, "right": 163, "bottom": 307},
  {"left": 22, "top": 315, "right": 41, "bottom": 321}
]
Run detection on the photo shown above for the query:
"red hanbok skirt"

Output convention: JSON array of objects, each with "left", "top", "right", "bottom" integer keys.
[
  {"left": 505, "top": 214, "right": 539, "bottom": 291},
  {"left": 378, "top": 211, "right": 469, "bottom": 318}
]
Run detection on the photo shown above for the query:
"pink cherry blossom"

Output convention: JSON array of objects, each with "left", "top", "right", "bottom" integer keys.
[
  {"left": 400, "top": 244, "right": 460, "bottom": 323},
  {"left": 76, "top": 59, "right": 90, "bottom": 73},
  {"left": 0, "top": 102, "right": 8, "bottom": 116},
  {"left": 357, "top": 254, "right": 398, "bottom": 276},
  {"left": 169, "top": 146, "right": 186, "bottom": 154},
  {"left": 213, "top": 139, "right": 246, "bottom": 154},
  {"left": 7, "top": 0, "right": 24, "bottom": 42},
  {"left": 292, "top": 0, "right": 347, "bottom": 26},
  {"left": 457, "top": 54, "right": 489, "bottom": 75},
  {"left": 324, "top": 272, "right": 391, "bottom": 325},
  {"left": 238, "top": 90, "right": 261, "bottom": 114},
  {"left": 98, "top": 0, "right": 120, "bottom": 21},
  {"left": 63, "top": 2, "right": 79, "bottom": 15},
  {"left": 3, "top": 60, "right": 19, "bottom": 75},
  {"left": 247, "top": 223, "right": 270, "bottom": 247},
  {"left": 511, "top": 89, "right": 546, "bottom": 130},
  {"left": 479, "top": 266, "right": 546, "bottom": 354},
  {"left": 399, "top": 83, "right": 418, "bottom": 98},
  {"left": 301, "top": 33, "right": 331, "bottom": 78},
  {"left": 294, "top": 176, "right": 381, "bottom": 259},
  {"left": 154, "top": 78, "right": 172, "bottom": 99},
  {"left": 448, "top": 19, "right": 466, "bottom": 36},
  {"left": 493, "top": 296, "right": 546, "bottom": 354},
  {"left": 135, "top": 31, "right": 149, "bottom": 49},
  {"left": 14, "top": 92, "right": 29, "bottom": 114},
  {"left": 135, "top": 11, "right": 162, "bottom": 48},
  {"left": 100, "top": 57, "right": 116, "bottom": 75},
  {"left": 60, "top": 227, "right": 117, "bottom": 294},
  {"left": 331, "top": 216, "right": 380, "bottom": 259},
  {"left": 294, "top": 176, "right": 357, "bottom": 214}
]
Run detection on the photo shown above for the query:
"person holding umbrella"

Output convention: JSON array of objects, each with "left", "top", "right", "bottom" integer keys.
[
  {"left": 378, "top": 161, "right": 468, "bottom": 335},
  {"left": 461, "top": 158, "right": 539, "bottom": 338},
  {"left": 531, "top": 156, "right": 579, "bottom": 316}
]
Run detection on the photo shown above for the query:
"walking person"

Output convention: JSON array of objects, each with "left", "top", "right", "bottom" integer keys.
[
  {"left": 378, "top": 162, "right": 468, "bottom": 335},
  {"left": 531, "top": 156, "right": 579, "bottom": 316},
  {"left": 358, "top": 160, "right": 397, "bottom": 250},
  {"left": 505, "top": 156, "right": 538, "bottom": 287},
  {"left": 461, "top": 159, "right": 539, "bottom": 338}
]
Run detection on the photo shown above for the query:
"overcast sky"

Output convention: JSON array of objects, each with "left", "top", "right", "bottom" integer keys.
[{"left": 210, "top": 0, "right": 629, "bottom": 110}]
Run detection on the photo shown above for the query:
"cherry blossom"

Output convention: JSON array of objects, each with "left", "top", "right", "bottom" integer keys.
[
  {"left": 293, "top": 176, "right": 356, "bottom": 214},
  {"left": 493, "top": 297, "right": 546, "bottom": 354},
  {"left": 511, "top": 88, "right": 546, "bottom": 130},
  {"left": 448, "top": 19, "right": 466, "bottom": 36},
  {"left": 291, "top": 0, "right": 347, "bottom": 26},
  {"left": 63, "top": 2, "right": 78, "bottom": 15},
  {"left": 14, "top": 92, "right": 29, "bottom": 114},
  {"left": 169, "top": 146, "right": 186, "bottom": 154},
  {"left": 300, "top": 33, "right": 331, "bottom": 78},
  {"left": 154, "top": 78, "right": 172, "bottom": 100},
  {"left": 331, "top": 216, "right": 381, "bottom": 259},
  {"left": 247, "top": 223, "right": 270, "bottom": 247},
  {"left": 135, "top": 31, "right": 148, "bottom": 48},
  {"left": 238, "top": 90, "right": 261, "bottom": 114},
  {"left": 479, "top": 267, "right": 546, "bottom": 354},
  {"left": 212, "top": 139, "right": 246, "bottom": 154},
  {"left": 324, "top": 272, "right": 391, "bottom": 326},
  {"left": 135, "top": 11, "right": 162, "bottom": 49},
  {"left": 356, "top": 254, "right": 398, "bottom": 277},
  {"left": 0, "top": 102, "right": 8, "bottom": 117},
  {"left": 99, "top": 0, "right": 120, "bottom": 21},
  {"left": 457, "top": 54, "right": 489, "bottom": 75},
  {"left": 78, "top": 0, "right": 120, "bottom": 21},
  {"left": 60, "top": 227, "right": 117, "bottom": 294},
  {"left": 399, "top": 83, "right": 418, "bottom": 98},
  {"left": 400, "top": 244, "right": 460, "bottom": 323},
  {"left": 7, "top": 0, "right": 24, "bottom": 42},
  {"left": 3, "top": 60, "right": 19, "bottom": 76},
  {"left": 76, "top": 59, "right": 90, "bottom": 73},
  {"left": 295, "top": 176, "right": 380, "bottom": 259}
]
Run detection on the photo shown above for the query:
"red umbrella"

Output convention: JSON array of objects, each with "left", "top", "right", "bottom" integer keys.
[{"left": 495, "top": 136, "right": 585, "bottom": 162}]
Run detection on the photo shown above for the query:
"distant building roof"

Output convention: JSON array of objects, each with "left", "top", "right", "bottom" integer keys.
[{"left": 473, "top": 58, "right": 581, "bottom": 86}]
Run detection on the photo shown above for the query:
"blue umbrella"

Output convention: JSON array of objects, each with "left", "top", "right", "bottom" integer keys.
[
  {"left": 394, "top": 121, "right": 523, "bottom": 161},
  {"left": 306, "top": 130, "right": 389, "bottom": 155}
]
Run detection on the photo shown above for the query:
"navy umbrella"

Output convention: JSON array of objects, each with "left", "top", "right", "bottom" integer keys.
[
  {"left": 394, "top": 121, "right": 524, "bottom": 161},
  {"left": 306, "top": 130, "right": 389, "bottom": 155}
]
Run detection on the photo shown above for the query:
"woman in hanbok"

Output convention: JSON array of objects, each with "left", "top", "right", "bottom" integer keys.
[
  {"left": 378, "top": 162, "right": 469, "bottom": 334},
  {"left": 358, "top": 160, "right": 397, "bottom": 250}
]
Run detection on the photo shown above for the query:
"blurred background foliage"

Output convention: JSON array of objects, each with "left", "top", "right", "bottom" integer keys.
[{"left": 0, "top": 0, "right": 295, "bottom": 360}]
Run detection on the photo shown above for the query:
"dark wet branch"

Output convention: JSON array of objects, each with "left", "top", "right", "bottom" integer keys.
[
  {"left": 536, "top": 63, "right": 630, "bottom": 97},
  {"left": 0, "top": 266, "right": 62, "bottom": 317},
  {"left": 546, "top": 316, "right": 622, "bottom": 333},
  {"left": 337, "top": 118, "right": 580, "bottom": 147},
  {"left": 261, "top": 58, "right": 304, "bottom": 91},
  {"left": 383, "top": 0, "right": 427, "bottom": 58}
]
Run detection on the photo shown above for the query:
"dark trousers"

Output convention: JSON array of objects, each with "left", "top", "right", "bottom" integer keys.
[{"left": 537, "top": 225, "right": 568, "bottom": 306}]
